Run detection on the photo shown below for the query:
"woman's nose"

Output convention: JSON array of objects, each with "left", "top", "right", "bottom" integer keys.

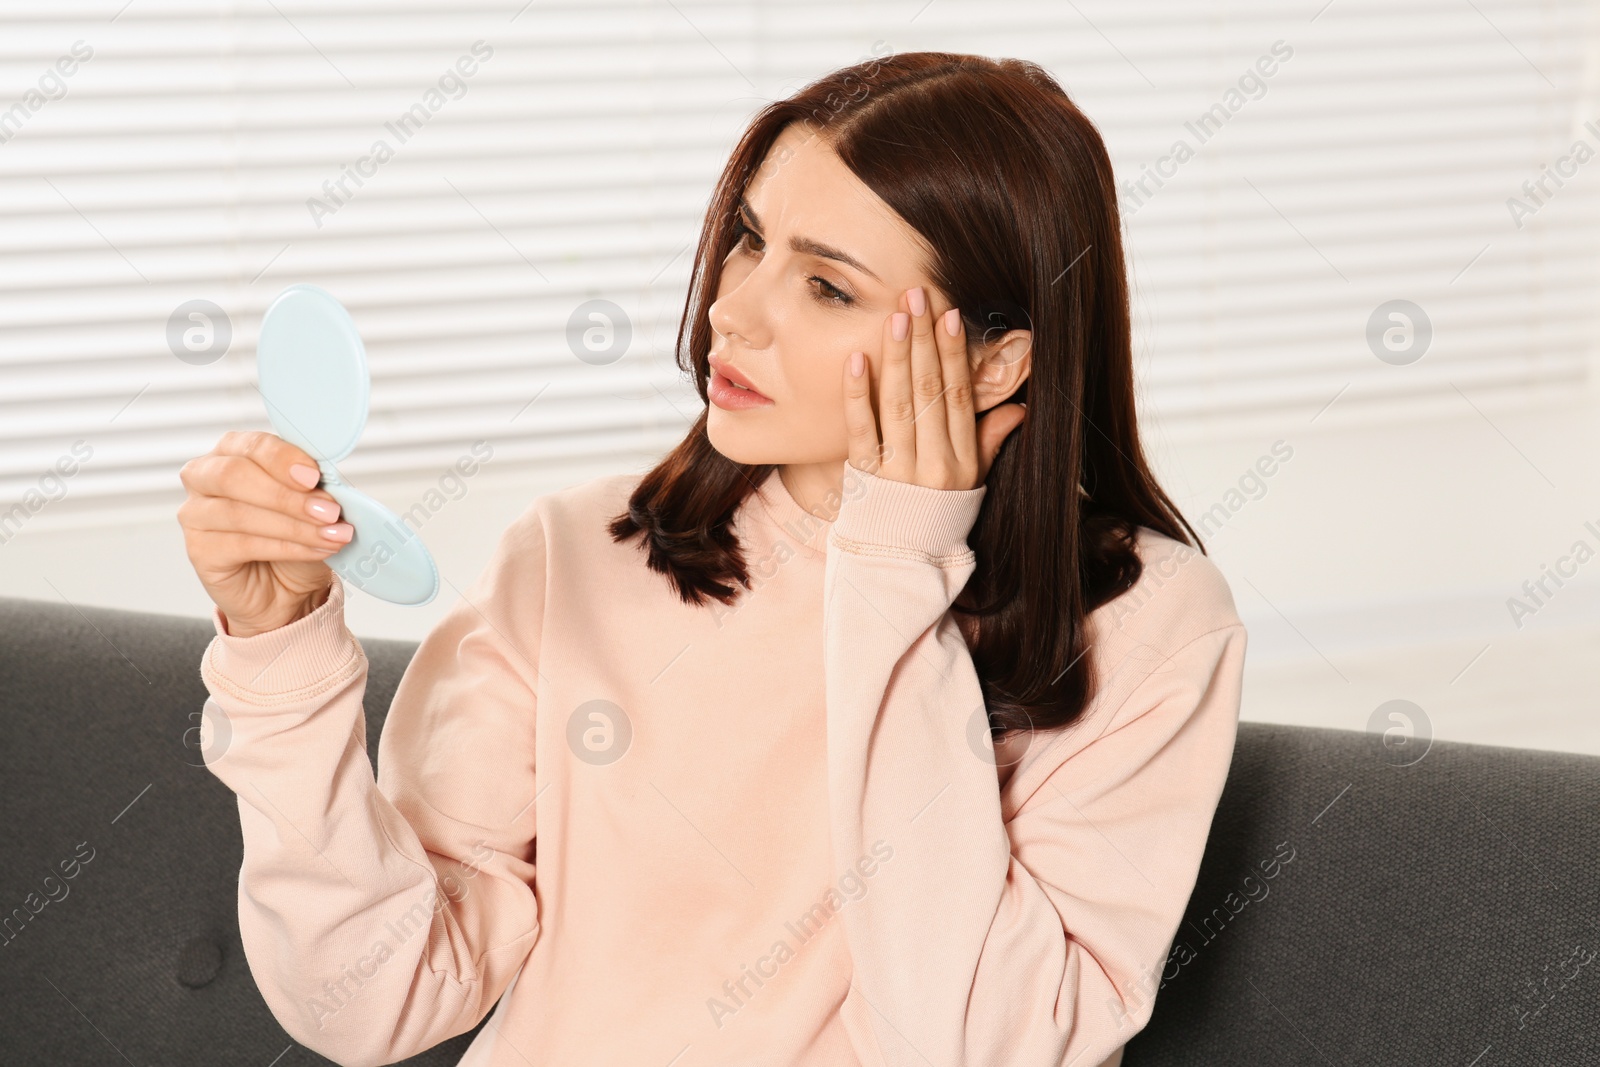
[
  {"left": 708, "top": 295, "right": 755, "bottom": 348},
  {"left": 708, "top": 265, "right": 770, "bottom": 350}
]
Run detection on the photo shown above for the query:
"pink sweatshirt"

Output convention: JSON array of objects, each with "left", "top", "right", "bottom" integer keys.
[{"left": 198, "top": 459, "right": 1247, "bottom": 1067}]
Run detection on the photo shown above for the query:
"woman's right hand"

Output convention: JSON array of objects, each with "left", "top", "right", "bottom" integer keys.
[{"left": 178, "top": 431, "right": 354, "bottom": 638}]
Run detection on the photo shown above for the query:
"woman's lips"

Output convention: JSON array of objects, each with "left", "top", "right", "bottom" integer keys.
[{"left": 708, "top": 367, "right": 773, "bottom": 410}]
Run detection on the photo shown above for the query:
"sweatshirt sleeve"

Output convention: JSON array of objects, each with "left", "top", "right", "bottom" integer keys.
[
  {"left": 822, "top": 461, "right": 1247, "bottom": 1067},
  {"left": 197, "top": 509, "right": 547, "bottom": 1067}
]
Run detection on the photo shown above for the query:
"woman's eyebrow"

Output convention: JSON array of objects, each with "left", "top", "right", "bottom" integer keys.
[{"left": 738, "top": 197, "right": 882, "bottom": 283}]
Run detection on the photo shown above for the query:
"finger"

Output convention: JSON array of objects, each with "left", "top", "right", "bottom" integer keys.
[
  {"left": 906, "top": 286, "right": 953, "bottom": 485},
  {"left": 185, "top": 528, "right": 342, "bottom": 572},
  {"left": 180, "top": 452, "right": 342, "bottom": 526},
  {"left": 877, "top": 293, "right": 915, "bottom": 479},
  {"left": 179, "top": 494, "right": 353, "bottom": 552},
  {"left": 975, "top": 402, "right": 1028, "bottom": 484},
  {"left": 935, "top": 304, "right": 980, "bottom": 485},
  {"left": 213, "top": 430, "right": 325, "bottom": 493},
  {"left": 841, "top": 349, "right": 882, "bottom": 474}
]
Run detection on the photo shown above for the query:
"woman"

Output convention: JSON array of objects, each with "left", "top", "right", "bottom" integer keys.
[{"left": 180, "top": 51, "right": 1247, "bottom": 1067}]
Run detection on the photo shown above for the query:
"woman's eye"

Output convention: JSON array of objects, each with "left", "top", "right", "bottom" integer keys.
[
  {"left": 809, "top": 276, "right": 853, "bottom": 306},
  {"left": 732, "top": 219, "right": 765, "bottom": 253},
  {"left": 731, "top": 217, "right": 850, "bottom": 306}
]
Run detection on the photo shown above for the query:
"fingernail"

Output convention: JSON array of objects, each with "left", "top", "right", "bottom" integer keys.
[
  {"left": 892, "top": 313, "right": 909, "bottom": 340},
  {"left": 907, "top": 287, "right": 926, "bottom": 317},
  {"left": 322, "top": 522, "right": 353, "bottom": 543},
  {"left": 943, "top": 308, "right": 961, "bottom": 336},
  {"left": 305, "top": 497, "right": 339, "bottom": 522},
  {"left": 849, "top": 351, "right": 864, "bottom": 377},
  {"left": 290, "top": 463, "right": 320, "bottom": 489}
]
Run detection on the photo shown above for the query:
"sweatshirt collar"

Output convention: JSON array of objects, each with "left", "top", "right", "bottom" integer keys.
[{"left": 751, "top": 465, "right": 834, "bottom": 559}]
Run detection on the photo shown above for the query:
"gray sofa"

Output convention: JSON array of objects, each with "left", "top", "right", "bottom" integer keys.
[{"left": 2, "top": 593, "right": 1596, "bottom": 1065}]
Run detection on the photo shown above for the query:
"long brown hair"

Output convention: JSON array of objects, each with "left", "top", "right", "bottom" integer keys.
[{"left": 608, "top": 50, "right": 1206, "bottom": 736}]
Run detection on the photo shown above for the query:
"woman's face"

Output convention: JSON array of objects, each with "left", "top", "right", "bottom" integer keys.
[{"left": 704, "top": 122, "right": 1023, "bottom": 468}]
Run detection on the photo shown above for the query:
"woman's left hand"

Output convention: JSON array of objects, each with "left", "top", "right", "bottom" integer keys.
[{"left": 843, "top": 285, "right": 1027, "bottom": 492}]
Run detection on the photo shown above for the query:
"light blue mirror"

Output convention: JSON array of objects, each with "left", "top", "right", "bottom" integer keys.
[{"left": 256, "top": 284, "right": 440, "bottom": 606}]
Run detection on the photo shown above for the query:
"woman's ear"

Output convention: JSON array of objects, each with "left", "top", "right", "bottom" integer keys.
[{"left": 969, "top": 328, "right": 1032, "bottom": 413}]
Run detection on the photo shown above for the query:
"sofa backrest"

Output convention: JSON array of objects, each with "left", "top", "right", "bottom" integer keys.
[
  {"left": 1, "top": 594, "right": 1595, "bottom": 1065},
  {"left": 1122, "top": 713, "right": 1600, "bottom": 1064}
]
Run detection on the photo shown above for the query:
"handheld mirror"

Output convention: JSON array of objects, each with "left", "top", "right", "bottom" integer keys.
[{"left": 256, "top": 283, "right": 440, "bottom": 606}]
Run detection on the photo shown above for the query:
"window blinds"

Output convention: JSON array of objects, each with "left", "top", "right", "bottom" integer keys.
[{"left": 0, "top": 0, "right": 1593, "bottom": 517}]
